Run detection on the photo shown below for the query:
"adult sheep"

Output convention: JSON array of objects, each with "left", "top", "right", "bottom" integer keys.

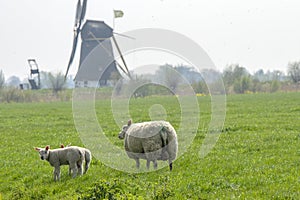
[
  {"left": 35, "top": 145, "right": 91, "bottom": 181},
  {"left": 118, "top": 120, "right": 178, "bottom": 171}
]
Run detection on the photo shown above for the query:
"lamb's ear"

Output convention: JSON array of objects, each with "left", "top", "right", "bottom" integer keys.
[
  {"left": 34, "top": 147, "right": 41, "bottom": 151},
  {"left": 127, "top": 119, "right": 132, "bottom": 126},
  {"left": 45, "top": 145, "right": 50, "bottom": 151}
]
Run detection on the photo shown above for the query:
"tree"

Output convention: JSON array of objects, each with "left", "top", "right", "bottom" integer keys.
[
  {"left": 48, "top": 72, "right": 66, "bottom": 93},
  {"left": 223, "top": 65, "right": 234, "bottom": 86},
  {"left": 252, "top": 78, "right": 262, "bottom": 93},
  {"left": 39, "top": 71, "right": 49, "bottom": 89},
  {"left": 253, "top": 69, "right": 265, "bottom": 82},
  {"left": 223, "top": 64, "right": 248, "bottom": 84},
  {"left": 174, "top": 65, "right": 202, "bottom": 83},
  {"left": 271, "top": 80, "right": 280, "bottom": 93},
  {"left": 233, "top": 75, "right": 251, "bottom": 94},
  {"left": 233, "top": 64, "right": 248, "bottom": 79},
  {"left": 223, "top": 64, "right": 249, "bottom": 93},
  {"left": 0, "top": 70, "right": 5, "bottom": 89},
  {"left": 192, "top": 80, "right": 208, "bottom": 94},
  {"left": 201, "top": 68, "right": 221, "bottom": 83},
  {"left": 155, "top": 64, "right": 181, "bottom": 92},
  {"left": 271, "top": 70, "right": 285, "bottom": 81},
  {"left": 6, "top": 76, "right": 21, "bottom": 87},
  {"left": 287, "top": 61, "right": 300, "bottom": 83}
]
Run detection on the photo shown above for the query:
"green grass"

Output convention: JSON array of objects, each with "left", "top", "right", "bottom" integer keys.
[{"left": 0, "top": 92, "right": 299, "bottom": 199}]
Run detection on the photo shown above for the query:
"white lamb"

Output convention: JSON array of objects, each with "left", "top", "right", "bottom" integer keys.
[
  {"left": 35, "top": 145, "right": 91, "bottom": 181},
  {"left": 118, "top": 120, "right": 178, "bottom": 171}
]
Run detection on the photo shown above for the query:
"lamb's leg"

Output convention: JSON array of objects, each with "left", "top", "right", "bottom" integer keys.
[
  {"left": 135, "top": 158, "right": 140, "bottom": 169},
  {"left": 69, "top": 162, "right": 78, "bottom": 178},
  {"left": 54, "top": 166, "right": 60, "bottom": 181},
  {"left": 68, "top": 166, "right": 71, "bottom": 176}
]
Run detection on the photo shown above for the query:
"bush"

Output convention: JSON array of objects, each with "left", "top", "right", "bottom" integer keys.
[
  {"left": 77, "top": 177, "right": 175, "bottom": 200},
  {"left": 271, "top": 80, "right": 281, "bottom": 93},
  {"left": 78, "top": 179, "right": 136, "bottom": 200},
  {"left": 192, "top": 81, "right": 208, "bottom": 95},
  {"left": 0, "top": 88, "right": 74, "bottom": 103},
  {"left": 150, "top": 176, "right": 174, "bottom": 200},
  {"left": 0, "top": 87, "right": 24, "bottom": 103}
]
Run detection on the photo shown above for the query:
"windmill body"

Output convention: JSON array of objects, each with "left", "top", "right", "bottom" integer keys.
[{"left": 74, "top": 20, "right": 119, "bottom": 87}]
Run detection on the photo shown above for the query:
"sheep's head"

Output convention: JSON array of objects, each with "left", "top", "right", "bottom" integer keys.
[
  {"left": 118, "top": 119, "right": 132, "bottom": 139},
  {"left": 35, "top": 145, "right": 50, "bottom": 160}
]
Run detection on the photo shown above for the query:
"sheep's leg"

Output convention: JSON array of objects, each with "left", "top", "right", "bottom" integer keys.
[
  {"left": 84, "top": 156, "right": 91, "bottom": 173},
  {"left": 53, "top": 166, "right": 60, "bottom": 181},
  {"left": 146, "top": 160, "right": 150, "bottom": 170},
  {"left": 153, "top": 159, "right": 158, "bottom": 169},
  {"left": 69, "top": 162, "right": 78, "bottom": 178},
  {"left": 169, "top": 159, "right": 173, "bottom": 171},
  {"left": 84, "top": 150, "right": 91, "bottom": 174},
  {"left": 77, "top": 161, "right": 83, "bottom": 176},
  {"left": 84, "top": 161, "right": 90, "bottom": 174},
  {"left": 135, "top": 158, "right": 140, "bottom": 169}
]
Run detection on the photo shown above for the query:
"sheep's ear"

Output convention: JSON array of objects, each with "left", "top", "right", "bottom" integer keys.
[
  {"left": 45, "top": 145, "right": 50, "bottom": 151},
  {"left": 34, "top": 147, "right": 41, "bottom": 151},
  {"left": 128, "top": 119, "right": 132, "bottom": 126},
  {"left": 60, "top": 144, "right": 65, "bottom": 148}
]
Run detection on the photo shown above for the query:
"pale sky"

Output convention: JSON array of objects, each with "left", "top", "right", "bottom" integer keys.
[{"left": 0, "top": 0, "right": 299, "bottom": 80}]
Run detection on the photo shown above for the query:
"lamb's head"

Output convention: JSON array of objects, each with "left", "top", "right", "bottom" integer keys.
[
  {"left": 118, "top": 119, "right": 132, "bottom": 139},
  {"left": 35, "top": 145, "right": 50, "bottom": 160}
]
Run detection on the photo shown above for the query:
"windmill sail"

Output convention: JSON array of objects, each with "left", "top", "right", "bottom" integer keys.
[
  {"left": 81, "top": 0, "right": 87, "bottom": 22},
  {"left": 74, "top": 0, "right": 82, "bottom": 28},
  {"left": 112, "top": 35, "right": 131, "bottom": 79},
  {"left": 65, "top": 0, "right": 87, "bottom": 79}
]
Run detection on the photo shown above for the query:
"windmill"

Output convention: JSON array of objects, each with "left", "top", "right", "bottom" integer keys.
[{"left": 65, "top": 0, "right": 131, "bottom": 87}]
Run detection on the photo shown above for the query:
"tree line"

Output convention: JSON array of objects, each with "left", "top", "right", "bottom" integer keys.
[
  {"left": 222, "top": 62, "right": 300, "bottom": 93},
  {"left": 148, "top": 61, "right": 300, "bottom": 94},
  {"left": 0, "top": 60, "right": 299, "bottom": 98}
]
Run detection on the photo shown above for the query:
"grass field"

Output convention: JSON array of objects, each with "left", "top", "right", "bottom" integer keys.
[{"left": 0, "top": 92, "right": 299, "bottom": 199}]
